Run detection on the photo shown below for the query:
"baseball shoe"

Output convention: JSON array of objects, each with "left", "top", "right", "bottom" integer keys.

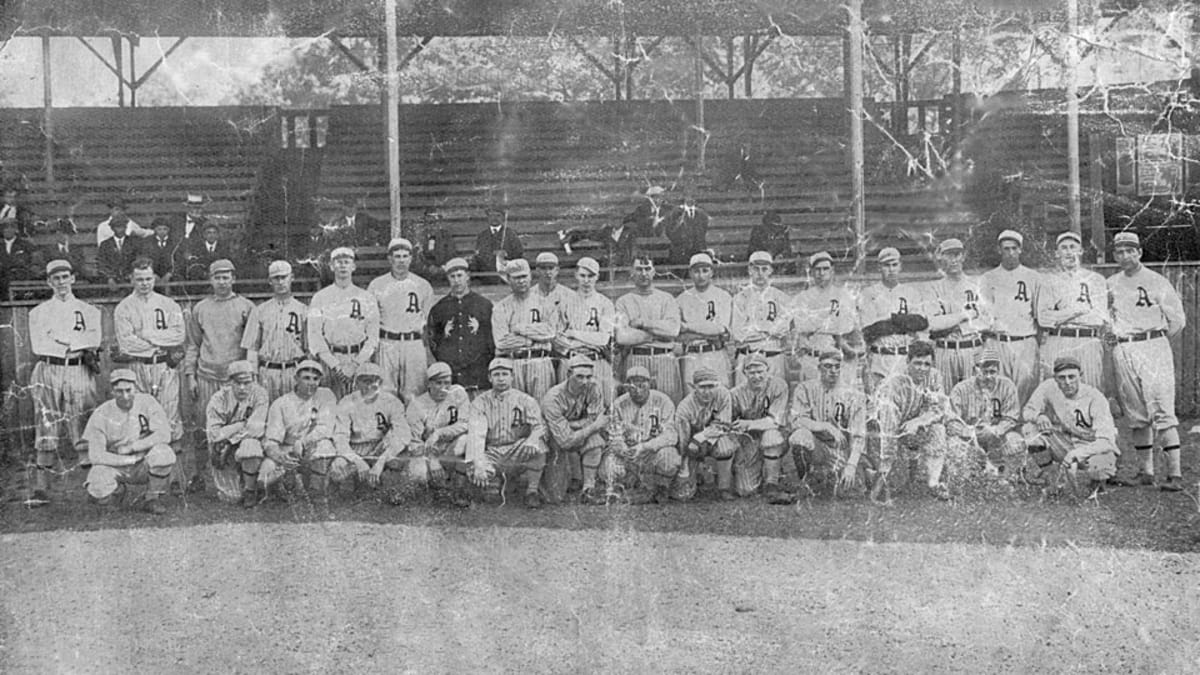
[
  {"left": 567, "top": 478, "right": 583, "bottom": 494},
  {"left": 927, "top": 483, "right": 951, "bottom": 501},
  {"left": 718, "top": 489, "right": 736, "bottom": 502},
  {"left": 449, "top": 490, "right": 472, "bottom": 508},
  {"left": 579, "top": 488, "right": 606, "bottom": 505},
  {"left": 1160, "top": 476, "right": 1185, "bottom": 492},
  {"left": 765, "top": 485, "right": 797, "bottom": 505},
  {"left": 186, "top": 475, "right": 206, "bottom": 495},
  {"left": 240, "top": 489, "right": 258, "bottom": 509},
  {"left": 141, "top": 496, "right": 167, "bottom": 515},
  {"left": 524, "top": 491, "right": 542, "bottom": 509},
  {"left": 26, "top": 489, "right": 50, "bottom": 508},
  {"left": 1108, "top": 473, "right": 1154, "bottom": 487}
]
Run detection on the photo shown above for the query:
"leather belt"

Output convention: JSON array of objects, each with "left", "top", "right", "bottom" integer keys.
[
  {"left": 869, "top": 345, "right": 908, "bottom": 356},
  {"left": 380, "top": 329, "right": 422, "bottom": 341},
  {"left": 1117, "top": 329, "right": 1167, "bottom": 343},
  {"left": 983, "top": 332, "right": 1034, "bottom": 342},
  {"left": 628, "top": 346, "right": 674, "bottom": 356},
  {"left": 736, "top": 348, "right": 782, "bottom": 357},
  {"left": 39, "top": 355, "right": 83, "bottom": 366},
  {"left": 330, "top": 343, "right": 363, "bottom": 355},
  {"left": 683, "top": 343, "right": 720, "bottom": 355},
  {"left": 1043, "top": 327, "right": 1098, "bottom": 338},
  {"left": 130, "top": 354, "right": 169, "bottom": 365},
  {"left": 262, "top": 359, "right": 302, "bottom": 370},
  {"left": 934, "top": 337, "right": 983, "bottom": 350},
  {"left": 506, "top": 348, "right": 551, "bottom": 359}
]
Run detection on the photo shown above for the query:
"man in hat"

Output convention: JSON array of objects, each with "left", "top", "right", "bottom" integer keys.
[
  {"left": 464, "top": 358, "right": 548, "bottom": 509},
  {"left": 531, "top": 251, "right": 578, "bottom": 379},
  {"left": 368, "top": 237, "right": 433, "bottom": 399},
  {"left": 0, "top": 216, "right": 34, "bottom": 298},
  {"left": 729, "top": 353, "right": 792, "bottom": 503},
  {"left": 204, "top": 360, "right": 269, "bottom": 508},
  {"left": 185, "top": 221, "right": 232, "bottom": 280},
  {"left": 82, "top": 369, "right": 178, "bottom": 514},
  {"left": 25, "top": 258, "right": 102, "bottom": 506},
  {"left": 113, "top": 257, "right": 186, "bottom": 484},
  {"left": 746, "top": 211, "right": 790, "bottom": 263},
  {"left": 661, "top": 190, "right": 710, "bottom": 266},
  {"left": 95, "top": 216, "right": 139, "bottom": 286},
  {"left": 541, "top": 354, "right": 609, "bottom": 504},
  {"left": 95, "top": 195, "right": 150, "bottom": 245},
  {"left": 616, "top": 255, "right": 683, "bottom": 402},
  {"left": 39, "top": 219, "right": 88, "bottom": 282},
  {"left": 181, "top": 193, "right": 208, "bottom": 240},
  {"left": 677, "top": 251, "right": 733, "bottom": 391},
  {"left": 428, "top": 257, "right": 495, "bottom": 393},
  {"left": 405, "top": 362, "right": 473, "bottom": 506},
  {"left": 184, "top": 258, "right": 255, "bottom": 493},
  {"left": 673, "top": 367, "right": 741, "bottom": 501},
  {"left": 260, "top": 359, "right": 340, "bottom": 502},
  {"left": 1105, "top": 232, "right": 1187, "bottom": 491},
  {"left": 308, "top": 246, "right": 380, "bottom": 398},
  {"left": 492, "top": 258, "right": 558, "bottom": 400},
  {"left": 137, "top": 216, "right": 184, "bottom": 286},
  {"left": 329, "top": 362, "right": 415, "bottom": 498},
  {"left": 1022, "top": 355, "right": 1118, "bottom": 496},
  {"left": 872, "top": 340, "right": 952, "bottom": 503},
  {"left": 947, "top": 347, "right": 1025, "bottom": 482},
  {"left": 792, "top": 251, "right": 861, "bottom": 384},
  {"left": 471, "top": 204, "right": 524, "bottom": 279},
  {"left": 559, "top": 256, "right": 617, "bottom": 403},
  {"left": 732, "top": 251, "right": 792, "bottom": 385},
  {"left": 981, "top": 229, "right": 1042, "bottom": 405},
  {"left": 789, "top": 349, "right": 868, "bottom": 498},
  {"left": 602, "top": 365, "right": 680, "bottom": 504},
  {"left": 242, "top": 260, "right": 309, "bottom": 402},
  {"left": 926, "top": 238, "right": 990, "bottom": 393},
  {"left": 1036, "top": 231, "right": 1109, "bottom": 389},
  {"left": 858, "top": 247, "right": 930, "bottom": 391},
  {"left": 0, "top": 186, "right": 38, "bottom": 238}
]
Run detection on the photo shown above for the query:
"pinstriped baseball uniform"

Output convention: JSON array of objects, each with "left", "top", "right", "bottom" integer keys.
[
  {"left": 926, "top": 274, "right": 988, "bottom": 393},
  {"left": 981, "top": 264, "right": 1042, "bottom": 404},
  {"left": 308, "top": 282, "right": 380, "bottom": 398},
  {"left": 616, "top": 289, "right": 683, "bottom": 403},
  {"left": 241, "top": 295, "right": 308, "bottom": 402},
  {"left": 947, "top": 374, "right": 1024, "bottom": 472},
  {"left": 406, "top": 385, "right": 471, "bottom": 459},
  {"left": 185, "top": 293, "right": 255, "bottom": 442},
  {"left": 789, "top": 377, "right": 867, "bottom": 477},
  {"left": 493, "top": 291, "right": 559, "bottom": 401},
  {"left": 1108, "top": 266, "right": 1186, "bottom": 431},
  {"left": 857, "top": 281, "right": 926, "bottom": 382},
  {"left": 673, "top": 385, "right": 738, "bottom": 499},
  {"left": 368, "top": 271, "right": 434, "bottom": 398},
  {"left": 792, "top": 282, "right": 859, "bottom": 384},
  {"left": 731, "top": 283, "right": 791, "bottom": 384},
  {"left": 465, "top": 387, "right": 547, "bottom": 492},
  {"left": 205, "top": 382, "right": 269, "bottom": 468},
  {"left": 533, "top": 282, "right": 576, "bottom": 331},
  {"left": 560, "top": 289, "right": 617, "bottom": 403},
  {"left": 677, "top": 284, "right": 733, "bottom": 390},
  {"left": 729, "top": 376, "right": 790, "bottom": 496},
  {"left": 1036, "top": 268, "right": 1108, "bottom": 389},
  {"left": 605, "top": 389, "right": 680, "bottom": 489},
  {"left": 875, "top": 369, "right": 948, "bottom": 470},
  {"left": 541, "top": 378, "right": 607, "bottom": 500},
  {"left": 114, "top": 291, "right": 186, "bottom": 440},
  {"left": 29, "top": 293, "right": 102, "bottom": 462}
]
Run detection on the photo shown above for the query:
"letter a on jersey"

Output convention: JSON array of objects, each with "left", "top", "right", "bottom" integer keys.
[
  {"left": 1135, "top": 287, "right": 1153, "bottom": 307},
  {"left": 705, "top": 300, "right": 716, "bottom": 321},
  {"left": 1074, "top": 409, "right": 1093, "bottom": 429},
  {"left": 286, "top": 312, "right": 300, "bottom": 335},
  {"left": 406, "top": 292, "right": 420, "bottom": 313},
  {"left": 349, "top": 299, "right": 362, "bottom": 319},
  {"left": 73, "top": 310, "right": 86, "bottom": 331},
  {"left": 1014, "top": 281, "right": 1029, "bottom": 302},
  {"left": 154, "top": 308, "right": 167, "bottom": 330},
  {"left": 1077, "top": 283, "right": 1092, "bottom": 306},
  {"left": 586, "top": 308, "right": 600, "bottom": 330},
  {"left": 375, "top": 412, "right": 391, "bottom": 432}
]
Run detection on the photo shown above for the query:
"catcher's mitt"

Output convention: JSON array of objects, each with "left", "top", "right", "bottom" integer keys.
[
  {"left": 211, "top": 441, "right": 234, "bottom": 471},
  {"left": 80, "top": 348, "right": 101, "bottom": 375},
  {"left": 890, "top": 312, "right": 929, "bottom": 334},
  {"left": 210, "top": 465, "right": 243, "bottom": 504},
  {"left": 165, "top": 348, "right": 186, "bottom": 369},
  {"left": 861, "top": 318, "right": 896, "bottom": 344}
]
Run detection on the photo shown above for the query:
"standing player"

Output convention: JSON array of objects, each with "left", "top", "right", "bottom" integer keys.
[
  {"left": 242, "top": 260, "right": 308, "bottom": 402},
  {"left": 405, "top": 362, "right": 472, "bottom": 506},
  {"left": 731, "top": 251, "right": 792, "bottom": 384},
  {"left": 789, "top": 350, "right": 868, "bottom": 497},
  {"left": 792, "top": 251, "right": 860, "bottom": 384},
  {"left": 676, "top": 252, "right": 733, "bottom": 389},
  {"left": 925, "top": 239, "right": 989, "bottom": 393},
  {"left": 729, "top": 354, "right": 791, "bottom": 503},
  {"left": 428, "top": 258, "right": 495, "bottom": 394},
  {"left": 184, "top": 259, "right": 254, "bottom": 493},
  {"left": 872, "top": 341, "right": 951, "bottom": 503},
  {"left": 260, "top": 360, "right": 340, "bottom": 503},
  {"left": 27, "top": 259, "right": 102, "bottom": 506},
  {"left": 603, "top": 366, "right": 680, "bottom": 504},
  {"left": 541, "top": 355, "right": 609, "bottom": 504},
  {"left": 946, "top": 349, "right": 1025, "bottom": 482},
  {"left": 531, "top": 251, "right": 576, "bottom": 372},
  {"left": 308, "top": 246, "right": 379, "bottom": 398},
  {"left": 492, "top": 258, "right": 558, "bottom": 400},
  {"left": 981, "top": 230, "right": 1042, "bottom": 405},
  {"left": 368, "top": 237, "right": 433, "bottom": 400},
  {"left": 464, "top": 358, "right": 548, "bottom": 509},
  {"left": 858, "top": 247, "right": 929, "bottom": 391},
  {"left": 204, "top": 360, "right": 269, "bottom": 508},
  {"left": 673, "top": 368, "right": 740, "bottom": 501},
  {"left": 1105, "top": 232, "right": 1187, "bottom": 490},
  {"left": 616, "top": 255, "right": 683, "bottom": 402},
  {"left": 559, "top": 256, "right": 617, "bottom": 402},
  {"left": 1036, "top": 231, "right": 1109, "bottom": 389},
  {"left": 329, "top": 363, "right": 415, "bottom": 497}
]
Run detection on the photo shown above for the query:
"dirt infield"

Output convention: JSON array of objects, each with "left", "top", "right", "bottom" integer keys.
[{"left": 2, "top": 522, "right": 1198, "bottom": 673}]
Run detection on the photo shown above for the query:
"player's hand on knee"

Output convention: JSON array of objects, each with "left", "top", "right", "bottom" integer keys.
[
  {"left": 428, "top": 459, "right": 445, "bottom": 481},
  {"left": 1036, "top": 414, "right": 1054, "bottom": 433},
  {"left": 366, "top": 466, "right": 384, "bottom": 487},
  {"left": 838, "top": 463, "right": 858, "bottom": 490},
  {"left": 470, "top": 462, "right": 491, "bottom": 487},
  {"left": 353, "top": 457, "right": 371, "bottom": 480}
]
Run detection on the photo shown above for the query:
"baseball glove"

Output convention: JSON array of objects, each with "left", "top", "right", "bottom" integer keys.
[
  {"left": 79, "top": 348, "right": 101, "bottom": 375},
  {"left": 211, "top": 441, "right": 233, "bottom": 471},
  {"left": 890, "top": 312, "right": 929, "bottom": 334},
  {"left": 210, "top": 465, "right": 243, "bottom": 504},
  {"left": 165, "top": 348, "right": 186, "bottom": 369}
]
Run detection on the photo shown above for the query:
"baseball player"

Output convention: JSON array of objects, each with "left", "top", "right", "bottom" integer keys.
[
  {"left": 857, "top": 247, "right": 929, "bottom": 391},
  {"left": 729, "top": 354, "right": 791, "bottom": 503},
  {"left": 532, "top": 251, "right": 577, "bottom": 377},
  {"left": 184, "top": 258, "right": 254, "bottom": 493},
  {"left": 541, "top": 354, "right": 609, "bottom": 505},
  {"left": 241, "top": 260, "right": 308, "bottom": 402},
  {"left": 616, "top": 255, "right": 683, "bottom": 402},
  {"left": 1105, "top": 232, "right": 1187, "bottom": 491},
  {"left": 788, "top": 350, "right": 868, "bottom": 497},
  {"left": 791, "top": 251, "right": 861, "bottom": 385},
  {"left": 329, "top": 363, "right": 415, "bottom": 498},
  {"left": 405, "top": 362, "right": 472, "bottom": 507},
  {"left": 926, "top": 238, "right": 990, "bottom": 393},
  {"left": 731, "top": 251, "right": 792, "bottom": 384},
  {"left": 492, "top": 258, "right": 558, "bottom": 400},
  {"left": 368, "top": 237, "right": 433, "bottom": 399},
  {"left": 26, "top": 259, "right": 102, "bottom": 506},
  {"left": 673, "top": 367, "right": 741, "bottom": 501},
  {"left": 603, "top": 366, "right": 680, "bottom": 504},
  {"left": 946, "top": 348, "right": 1025, "bottom": 482},
  {"left": 1022, "top": 355, "right": 1118, "bottom": 496},
  {"left": 113, "top": 257, "right": 186, "bottom": 487},
  {"left": 558, "top": 256, "right": 617, "bottom": 403},
  {"left": 1036, "top": 231, "right": 1109, "bottom": 389},
  {"left": 676, "top": 252, "right": 733, "bottom": 390},
  {"left": 204, "top": 360, "right": 269, "bottom": 508},
  {"left": 82, "top": 369, "right": 178, "bottom": 515},
  {"left": 308, "top": 246, "right": 380, "bottom": 398},
  {"left": 980, "top": 230, "right": 1042, "bottom": 405},
  {"left": 463, "top": 358, "right": 548, "bottom": 509},
  {"left": 427, "top": 257, "right": 495, "bottom": 393},
  {"left": 260, "top": 359, "right": 340, "bottom": 503},
  {"left": 872, "top": 340, "right": 951, "bottom": 503}
]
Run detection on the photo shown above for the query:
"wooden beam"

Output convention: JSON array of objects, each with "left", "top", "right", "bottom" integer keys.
[
  {"left": 132, "top": 37, "right": 187, "bottom": 89},
  {"left": 328, "top": 34, "right": 372, "bottom": 73},
  {"left": 75, "top": 36, "right": 135, "bottom": 89},
  {"left": 385, "top": 0, "right": 402, "bottom": 237},
  {"left": 694, "top": 34, "right": 706, "bottom": 171},
  {"left": 395, "top": 35, "right": 433, "bottom": 72},
  {"left": 847, "top": 0, "right": 866, "bottom": 264},
  {"left": 111, "top": 35, "right": 123, "bottom": 106},
  {"left": 567, "top": 35, "right": 617, "bottom": 87},
  {"left": 1066, "top": 0, "right": 1082, "bottom": 236},
  {"left": 41, "top": 34, "right": 53, "bottom": 183},
  {"left": 1088, "top": 133, "right": 1105, "bottom": 263}
]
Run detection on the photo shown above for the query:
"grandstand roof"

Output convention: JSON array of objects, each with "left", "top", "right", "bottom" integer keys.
[{"left": 6, "top": 0, "right": 1116, "bottom": 39}]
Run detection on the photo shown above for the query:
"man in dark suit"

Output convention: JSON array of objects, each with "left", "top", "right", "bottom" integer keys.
[
  {"left": 0, "top": 187, "right": 40, "bottom": 238},
  {"left": 184, "top": 221, "right": 232, "bottom": 280},
  {"left": 96, "top": 215, "right": 139, "bottom": 287},
  {"left": 340, "top": 198, "right": 388, "bottom": 248},
  {"left": 38, "top": 218, "right": 89, "bottom": 283},
  {"left": 138, "top": 216, "right": 185, "bottom": 286},
  {"left": 470, "top": 205, "right": 524, "bottom": 281},
  {"left": 0, "top": 217, "right": 34, "bottom": 298}
]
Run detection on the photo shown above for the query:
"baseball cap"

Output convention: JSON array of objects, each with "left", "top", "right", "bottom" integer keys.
[
  {"left": 109, "top": 368, "right": 137, "bottom": 385},
  {"left": 693, "top": 367, "right": 720, "bottom": 385},
  {"left": 535, "top": 252, "right": 559, "bottom": 266},
  {"left": 1056, "top": 231, "right": 1082, "bottom": 247},
  {"left": 426, "top": 362, "right": 452, "bottom": 380},
  {"left": 976, "top": 347, "right": 1001, "bottom": 366},
  {"left": 1112, "top": 232, "right": 1141, "bottom": 249},
  {"left": 387, "top": 237, "right": 413, "bottom": 253},
  {"left": 354, "top": 363, "right": 384, "bottom": 380},
  {"left": 208, "top": 259, "right": 235, "bottom": 276},
  {"left": 809, "top": 251, "right": 833, "bottom": 267},
  {"left": 877, "top": 247, "right": 901, "bottom": 264},
  {"left": 506, "top": 259, "right": 531, "bottom": 276},
  {"left": 1053, "top": 355, "right": 1081, "bottom": 373},
  {"left": 625, "top": 366, "right": 652, "bottom": 381},
  {"left": 748, "top": 251, "right": 774, "bottom": 265},
  {"left": 937, "top": 238, "right": 964, "bottom": 255},
  {"left": 296, "top": 359, "right": 325, "bottom": 377},
  {"left": 268, "top": 260, "right": 293, "bottom": 277},
  {"left": 45, "top": 259, "right": 72, "bottom": 277},
  {"left": 576, "top": 257, "right": 600, "bottom": 275},
  {"left": 227, "top": 360, "right": 254, "bottom": 381},
  {"left": 330, "top": 246, "right": 355, "bottom": 260},
  {"left": 567, "top": 354, "right": 595, "bottom": 371},
  {"left": 998, "top": 230, "right": 1023, "bottom": 245},
  {"left": 817, "top": 349, "right": 843, "bottom": 362},
  {"left": 443, "top": 257, "right": 469, "bottom": 274},
  {"left": 488, "top": 357, "right": 514, "bottom": 373},
  {"left": 689, "top": 252, "right": 714, "bottom": 268},
  {"left": 644, "top": 186, "right": 666, "bottom": 196},
  {"left": 741, "top": 353, "right": 769, "bottom": 371}
]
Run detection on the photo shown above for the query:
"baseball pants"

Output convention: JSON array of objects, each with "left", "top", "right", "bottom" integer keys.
[
  {"left": 541, "top": 431, "right": 607, "bottom": 503},
  {"left": 1040, "top": 336, "right": 1104, "bottom": 391},
  {"left": 873, "top": 419, "right": 949, "bottom": 488},
  {"left": 988, "top": 336, "right": 1039, "bottom": 405},
  {"left": 406, "top": 434, "right": 470, "bottom": 484},
  {"left": 85, "top": 444, "right": 176, "bottom": 502},
  {"left": 257, "top": 363, "right": 299, "bottom": 403},
  {"left": 130, "top": 362, "right": 182, "bottom": 440},
  {"left": 1023, "top": 426, "right": 1118, "bottom": 483},
  {"left": 324, "top": 354, "right": 360, "bottom": 399},
  {"left": 1111, "top": 337, "right": 1178, "bottom": 431},
  {"left": 946, "top": 429, "right": 1026, "bottom": 480},
  {"left": 208, "top": 438, "right": 265, "bottom": 501},
  {"left": 30, "top": 361, "right": 97, "bottom": 490},
  {"left": 624, "top": 352, "right": 683, "bottom": 403},
  {"left": 734, "top": 351, "right": 787, "bottom": 387},
  {"left": 512, "top": 356, "right": 556, "bottom": 402},
  {"left": 377, "top": 337, "right": 430, "bottom": 399},
  {"left": 187, "top": 374, "right": 226, "bottom": 481},
  {"left": 673, "top": 430, "right": 740, "bottom": 500},
  {"left": 463, "top": 439, "right": 547, "bottom": 496},
  {"left": 680, "top": 349, "right": 731, "bottom": 394},
  {"left": 790, "top": 427, "right": 854, "bottom": 480},
  {"left": 934, "top": 342, "right": 982, "bottom": 393},
  {"left": 733, "top": 429, "right": 787, "bottom": 496},
  {"left": 600, "top": 441, "right": 682, "bottom": 492},
  {"left": 260, "top": 439, "right": 338, "bottom": 492}
]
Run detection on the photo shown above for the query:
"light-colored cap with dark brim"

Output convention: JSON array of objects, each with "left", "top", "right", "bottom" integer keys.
[
  {"left": 268, "top": 260, "right": 293, "bottom": 277},
  {"left": 998, "top": 229, "right": 1023, "bottom": 245},
  {"left": 577, "top": 257, "right": 600, "bottom": 275},
  {"left": 45, "top": 259, "right": 73, "bottom": 276},
  {"left": 427, "top": 362, "right": 452, "bottom": 380},
  {"left": 1053, "top": 355, "right": 1081, "bottom": 373},
  {"left": 1112, "top": 231, "right": 1141, "bottom": 249},
  {"left": 689, "top": 252, "right": 714, "bottom": 268},
  {"left": 488, "top": 358, "right": 515, "bottom": 373},
  {"left": 1056, "top": 231, "right": 1082, "bottom": 246},
  {"left": 330, "top": 246, "right": 356, "bottom": 260},
  {"left": 535, "top": 252, "right": 559, "bottom": 266},
  {"left": 388, "top": 237, "right": 413, "bottom": 253},
  {"left": 809, "top": 251, "right": 833, "bottom": 266},
  {"left": 109, "top": 368, "right": 137, "bottom": 385},
  {"left": 625, "top": 366, "right": 652, "bottom": 381},
  {"left": 297, "top": 359, "right": 325, "bottom": 376},
  {"left": 937, "top": 238, "right": 964, "bottom": 255},
  {"left": 748, "top": 251, "right": 774, "bottom": 265},
  {"left": 354, "top": 362, "right": 384, "bottom": 380},
  {"left": 208, "top": 259, "right": 235, "bottom": 276},
  {"left": 443, "top": 258, "right": 469, "bottom": 274},
  {"left": 877, "top": 247, "right": 901, "bottom": 263},
  {"left": 567, "top": 354, "right": 595, "bottom": 371},
  {"left": 506, "top": 259, "right": 531, "bottom": 276},
  {"left": 693, "top": 367, "right": 720, "bottom": 384},
  {"left": 741, "top": 353, "right": 769, "bottom": 371},
  {"left": 227, "top": 360, "right": 255, "bottom": 380}
]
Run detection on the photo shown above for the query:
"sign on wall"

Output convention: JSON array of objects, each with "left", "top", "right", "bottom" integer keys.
[{"left": 1136, "top": 133, "right": 1183, "bottom": 197}]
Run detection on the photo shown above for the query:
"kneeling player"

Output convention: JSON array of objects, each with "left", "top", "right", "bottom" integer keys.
[
  {"left": 947, "top": 348, "right": 1025, "bottom": 484},
  {"left": 406, "top": 362, "right": 472, "bottom": 506},
  {"left": 464, "top": 358, "right": 548, "bottom": 509},
  {"left": 788, "top": 350, "right": 867, "bottom": 497},
  {"left": 872, "top": 341, "right": 952, "bottom": 503},
  {"left": 330, "top": 363, "right": 414, "bottom": 498},
  {"left": 542, "top": 354, "right": 609, "bottom": 504},
  {"left": 260, "top": 360, "right": 339, "bottom": 502},
  {"left": 205, "top": 360, "right": 269, "bottom": 508},
  {"left": 602, "top": 366, "right": 679, "bottom": 504},
  {"left": 674, "top": 367, "right": 740, "bottom": 501},
  {"left": 729, "top": 354, "right": 791, "bottom": 502}
]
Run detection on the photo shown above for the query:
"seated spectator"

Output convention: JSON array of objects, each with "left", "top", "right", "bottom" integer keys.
[
  {"left": 0, "top": 217, "right": 34, "bottom": 297},
  {"left": 471, "top": 204, "right": 523, "bottom": 281},
  {"left": 96, "top": 195, "right": 151, "bottom": 245},
  {"left": 138, "top": 216, "right": 185, "bottom": 285},
  {"left": 185, "top": 222, "right": 233, "bottom": 280},
  {"left": 0, "top": 186, "right": 40, "bottom": 237},
  {"left": 95, "top": 216, "right": 139, "bottom": 287},
  {"left": 747, "top": 211, "right": 790, "bottom": 262},
  {"left": 38, "top": 219, "right": 90, "bottom": 283}
]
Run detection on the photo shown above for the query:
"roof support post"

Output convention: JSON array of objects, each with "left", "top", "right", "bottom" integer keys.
[
  {"left": 846, "top": 0, "right": 866, "bottom": 265},
  {"left": 112, "top": 35, "right": 124, "bottom": 107},
  {"left": 1065, "top": 0, "right": 1081, "bottom": 237},
  {"left": 41, "top": 33, "right": 54, "bottom": 183},
  {"left": 128, "top": 37, "right": 137, "bottom": 107},
  {"left": 693, "top": 33, "right": 706, "bottom": 171},
  {"left": 385, "top": 0, "right": 402, "bottom": 238}
]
